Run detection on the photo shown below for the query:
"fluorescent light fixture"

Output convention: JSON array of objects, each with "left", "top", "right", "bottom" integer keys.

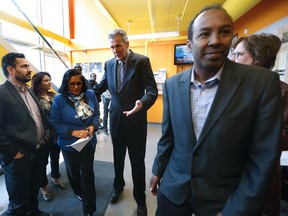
[{"left": 128, "top": 31, "right": 179, "bottom": 40}]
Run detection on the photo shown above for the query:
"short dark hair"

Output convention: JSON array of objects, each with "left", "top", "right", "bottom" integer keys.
[
  {"left": 31, "top": 72, "right": 51, "bottom": 94},
  {"left": 74, "top": 65, "right": 82, "bottom": 71},
  {"left": 1, "top": 52, "right": 26, "bottom": 78},
  {"left": 58, "top": 69, "right": 88, "bottom": 96},
  {"left": 187, "top": 4, "right": 232, "bottom": 41},
  {"left": 90, "top": 73, "right": 96, "bottom": 79}
]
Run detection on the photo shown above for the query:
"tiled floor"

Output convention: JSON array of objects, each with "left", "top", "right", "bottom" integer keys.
[{"left": 0, "top": 123, "right": 288, "bottom": 216}]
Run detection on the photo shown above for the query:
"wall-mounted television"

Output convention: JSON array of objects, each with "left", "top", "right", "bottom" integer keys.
[{"left": 174, "top": 44, "right": 193, "bottom": 65}]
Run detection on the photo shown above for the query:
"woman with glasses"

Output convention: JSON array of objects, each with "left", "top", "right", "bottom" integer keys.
[
  {"left": 32, "top": 72, "right": 66, "bottom": 202},
  {"left": 50, "top": 69, "right": 100, "bottom": 216},
  {"left": 231, "top": 33, "right": 287, "bottom": 216}
]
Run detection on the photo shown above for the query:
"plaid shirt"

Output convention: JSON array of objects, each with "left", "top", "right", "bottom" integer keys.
[{"left": 190, "top": 67, "right": 223, "bottom": 139}]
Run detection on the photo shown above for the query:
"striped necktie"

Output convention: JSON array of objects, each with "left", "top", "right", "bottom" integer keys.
[{"left": 117, "top": 61, "right": 125, "bottom": 92}]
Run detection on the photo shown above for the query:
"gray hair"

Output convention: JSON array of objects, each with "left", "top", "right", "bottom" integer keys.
[{"left": 108, "top": 28, "right": 128, "bottom": 43}]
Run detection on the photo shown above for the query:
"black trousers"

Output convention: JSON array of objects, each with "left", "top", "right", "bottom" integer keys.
[
  {"left": 62, "top": 143, "right": 96, "bottom": 214},
  {"left": 156, "top": 190, "right": 194, "bottom": 216},
  {"left": 40, "top": 141, "right": 61, "bottom": 187},
  {"left": 2, "top": 145, "right": 46, "bottom": 216},
  {"left": 111, "top": 115, "right": 147, "bottom": 205}
]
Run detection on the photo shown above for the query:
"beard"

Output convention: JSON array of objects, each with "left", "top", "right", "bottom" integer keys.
[{"left": 15, "top": 73, "right": 31, "bottom": 83}]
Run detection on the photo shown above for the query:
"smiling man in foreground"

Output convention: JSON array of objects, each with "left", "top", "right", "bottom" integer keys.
[{"left": 150, "top": 4, "right": 283, "bottom": 216}]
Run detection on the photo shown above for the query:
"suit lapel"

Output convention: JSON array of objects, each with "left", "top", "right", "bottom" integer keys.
[
  {"left": 111, "top": 60, "right": 118, "bottom": 93},
  {"left": 119, "top": 52, "right": 136, "bottom": 92},
  {"left": 5, "top": 81, "right": 33, "bottom": 118},
  {"left": 178, "top": 69, "right": 197, "bottom": 144},
  {"left": 195, "top": 61, "right": 242, "bottom": 149}
]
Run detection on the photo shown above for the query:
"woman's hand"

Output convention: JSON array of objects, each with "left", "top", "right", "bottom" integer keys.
[
  {"left": 72, "top": 129, "right": 90, "bottom": 138},
  {"left": 85, "top": 126, "right": 95, "bottom": 136}
]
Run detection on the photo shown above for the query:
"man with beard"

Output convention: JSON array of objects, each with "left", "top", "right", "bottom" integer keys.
[
  {"left": 150, "top": 4, "right": 283, "bottom": 216},
  {"left": 0, "top": 52, "right": 52, "bottom": 216}
]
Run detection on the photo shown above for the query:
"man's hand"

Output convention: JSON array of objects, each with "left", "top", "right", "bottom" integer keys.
[
  {"left": 123, "top": 100, "right": 143, "bottom": 116},
  {"left": 149, "top": 175, "right": 160, "bottom": 196},
  {"left": 14, "top": 152, "right": 24, "bottom": 159}
]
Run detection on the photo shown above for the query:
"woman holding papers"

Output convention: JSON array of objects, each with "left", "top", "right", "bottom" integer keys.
[{"left": 50, "top": 69, "right": 100, "bottom": 216}]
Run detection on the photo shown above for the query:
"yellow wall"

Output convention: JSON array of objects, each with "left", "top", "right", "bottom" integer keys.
[
  {"left": 233, "top": 0, "right": 288, "bottom": 37},
  {"left": 0, "top": 44, "right": 8, "bottom": 83}
]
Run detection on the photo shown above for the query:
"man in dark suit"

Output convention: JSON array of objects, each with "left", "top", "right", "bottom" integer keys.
[
  {"left": 0, "top": 52, "right": 52, "bottom": 216},
  {"left": 150, "top": 4, "right": 282, "bottom": 216},
  {"left": 95, "top": 28, "right": 158, "bottom": 216}
]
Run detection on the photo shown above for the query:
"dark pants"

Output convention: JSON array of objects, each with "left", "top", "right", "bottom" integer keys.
[
  {"left": 2, "top": 145, "right": 46, "bottom": 216},
  {"left": 156, "top": 190, "right": 195, "bottom": 216},
  {"left": 101, "top": 95, "right": 110, "bottom": 131},
  {"left": 261, "top": 162, "right": 281, "bottom": 216},
  {"left": 111, "top": 115, "right": 147, "bottom": 205},
  {"left": 156, "top": 190, "right": 262, "bottom": 216},
  {"left": 61, "top": 143, "right": 96, "bottom": 214},
  {"left": 40, "top": 141, "right": 61, "bottom": 187}
]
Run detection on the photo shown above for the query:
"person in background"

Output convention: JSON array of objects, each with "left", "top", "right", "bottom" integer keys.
[
  {"left": 101, "top": 90, "right": 111, "bottom": 136},
  {"left": 150, "top": 5, "right": 282, "bottom": 216},
  {"left": 74, "top": 65, "right": 90, "bottom": 88},
  {"left": 89, "top": 73, "right": 97, "bottom": 86},
  {"left": 50, "top": 69, "right": 99, "bottom": 216},
  {"left": 31, "top": 72, "right": 66, "bottom": 202},
  {"left": 231, "top": 33, "right": 287, "bottom": 216},
  {"left": 89, "top": 73, "right": 103, "bottom": 131},
  {"left": 94, "top": 28, "right": 158, "bottom": 216},
  {"left": 0, "top": 52, "right": 52, "bottom": 216}
]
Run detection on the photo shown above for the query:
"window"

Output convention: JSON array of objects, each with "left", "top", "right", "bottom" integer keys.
[{"left": 0, "top": 0, "right": 69, "bottom": 88}]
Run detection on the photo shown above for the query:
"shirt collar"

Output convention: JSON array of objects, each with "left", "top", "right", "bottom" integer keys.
[
  {"left": 118, "top": 50, "right": 130, "bottom": 65},
  {"left": 191, "top": 63, "right": 224, "bottom": 86},
  {"left": 8, "top": 80, "right": 29, "bottom": 93}
]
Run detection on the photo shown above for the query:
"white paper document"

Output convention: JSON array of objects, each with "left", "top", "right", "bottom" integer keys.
[
  {"left": 67, "top": 136, "right": 93, "bottom": 152},
  {"left": 281, "top": 151, "right": 288, "bottom": 166}
]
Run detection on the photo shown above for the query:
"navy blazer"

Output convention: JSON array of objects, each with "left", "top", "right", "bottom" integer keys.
[
  {"left": 96, "top": 50, "right": 158, "bottom": 139},
  {"left": 152, "top": 60, "right": 282, "bottom": 215},
  {"left": 0, "top": 80, "right": 48, "bottom": 163}
]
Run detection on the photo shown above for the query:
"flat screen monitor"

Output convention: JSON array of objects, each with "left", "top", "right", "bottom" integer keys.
[{"left": 174, "top": 44, "right": 193, "bottom": 65}]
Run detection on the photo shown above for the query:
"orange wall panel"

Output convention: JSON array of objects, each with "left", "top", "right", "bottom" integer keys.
[{"left": 233, "top": 0, "right": 288, "bottom": 37}]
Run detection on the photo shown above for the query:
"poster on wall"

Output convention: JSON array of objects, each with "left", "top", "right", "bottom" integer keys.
[
  {"left": 89, "top": 62, "right": 103, "bottom": 82},
  {"left": 154, "top": 68, "right": 166, "bottom": 94},
  {"left": 75, "top": 62, "right": 103, "bottom": 82},
  {"left": 75, "top": 62, "right": 89, "bottom": 79},
  {"left": 277, "top": 25, "right": 288, "bottom": 83}
]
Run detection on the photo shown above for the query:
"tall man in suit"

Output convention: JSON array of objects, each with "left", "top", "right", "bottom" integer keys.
[
  {"left": 150, "top": 4, "right": 282, "bottom": 216},
  {"left": 95, "top": 28, "right": 158, "bottom": 216},
  {"left": 0, "top": 52, "right": 52, "bottom": 216}
]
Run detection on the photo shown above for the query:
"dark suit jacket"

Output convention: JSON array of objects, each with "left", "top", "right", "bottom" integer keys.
[
  {"left": 0, "top": 80, "right": 48, "bottom": 164},
  {"left": 152, "top": 60, "right": 283, "bottom": 216},
  {"left": 96, "top": 50, "right": 158, "bottom": 139}
]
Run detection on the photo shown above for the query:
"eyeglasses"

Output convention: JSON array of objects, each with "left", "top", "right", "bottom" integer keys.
[
  {"left": 68, "top": 82, "right": 83, "bottom": 87},
  {"left": 231, "top": 52, "right": 247, "bottom": 59}
]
